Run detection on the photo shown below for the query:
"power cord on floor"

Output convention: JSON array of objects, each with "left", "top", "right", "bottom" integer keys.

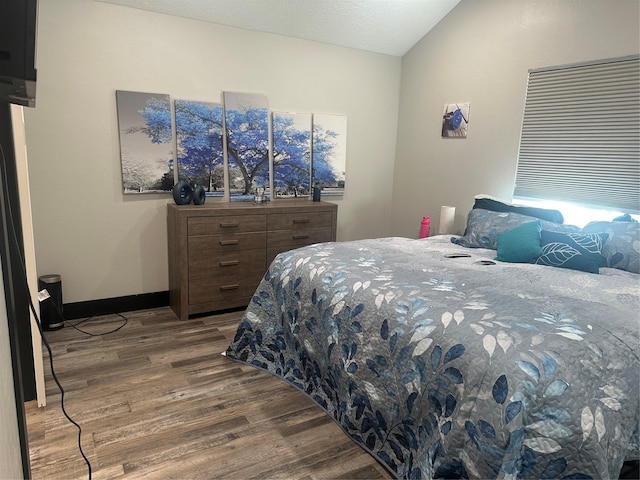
[
  {"left": 27, "top": 297, "right": 93, "bottom": 479},
  {"left": 0, "top": 142, "right": 92, "bottom": 479},
  {"left": 43, "top": 294, "right": 129, "bottom": 337},
  {"left": 64, "top": 312, "right": 128, "bottom": 336}
]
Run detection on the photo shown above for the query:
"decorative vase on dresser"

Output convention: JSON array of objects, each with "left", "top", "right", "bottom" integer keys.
[{"left": 167, "top": 200, "right": 338, "bottom": 321}]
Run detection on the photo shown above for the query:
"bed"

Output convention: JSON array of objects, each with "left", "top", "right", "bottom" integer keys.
[{"left": 225, "top": 208, "right": 640, "bottom": 479}]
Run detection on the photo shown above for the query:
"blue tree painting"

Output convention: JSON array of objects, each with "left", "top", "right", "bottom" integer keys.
[
  {"left": 223, "top": 92, "right": 270, "bottom": 200},
  {"left": 116, "top": 90, "right": 174, "bottom": 194},
  {"left": 272, "top": 112, "right": 312, "bottom": 198},
  {"left": 313, "top": 113, "right": 347, "bottom": 196},
  {"left": 175, "top": 100, "right": 224, "bottom": 196}
]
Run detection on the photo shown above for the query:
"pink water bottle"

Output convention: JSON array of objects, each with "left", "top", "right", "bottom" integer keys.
[{"left": 419, "top": 217, "right": 431, "bottom": 238}]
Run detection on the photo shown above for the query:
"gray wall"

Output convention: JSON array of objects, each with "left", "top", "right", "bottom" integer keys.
[
  {"left": 24, "top": 0, "right": 401, "bottom": 303},
  {"left": 391, "top": 0, "right": 640, "bottom": 237}
]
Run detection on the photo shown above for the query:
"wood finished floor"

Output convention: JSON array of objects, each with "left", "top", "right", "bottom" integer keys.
[{"left": 26, "top": 307, "right": 393, "bottom": 480}]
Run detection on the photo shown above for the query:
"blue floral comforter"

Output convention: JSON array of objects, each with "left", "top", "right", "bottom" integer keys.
[{"left": 225, "top": 236, "right": 640, "bottom": 479}]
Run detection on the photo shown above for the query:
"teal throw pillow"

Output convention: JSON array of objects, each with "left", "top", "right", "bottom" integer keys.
[
  {"left": 495, "top": 220, "right": 543, "bottom": 263},
  {"left": 535, "top": 231, "right": 609, "bottom": 274}
]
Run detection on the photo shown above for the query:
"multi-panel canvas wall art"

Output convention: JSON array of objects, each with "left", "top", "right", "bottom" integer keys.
[
  {"left": 312, "top": 114, "right": 347, "bottom": 196},
  {"left": 175, "top": 100, "right": 224, "bottom": 197},
  {"left": 116, "top": 90, "right": 174, "bottom": 194},
  {"left": 223, "top": 92, "right": 270, "bottom": 201},
  {"left": 272, "top": 112, "right": 312, "bottom": 198},
  {"left": 115, "top": 89, "right": 348, "bottom": 199}
]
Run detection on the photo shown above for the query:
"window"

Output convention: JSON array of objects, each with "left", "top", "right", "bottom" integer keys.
[
  {"left": 514, "top": 55, "right": 639, "bottom": 214},
  {"left": 514, "top": 198, "right": 638, "bottom": 228}
]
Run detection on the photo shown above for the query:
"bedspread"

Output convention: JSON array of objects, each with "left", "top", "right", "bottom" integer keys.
[{"left": 225, "top": 236, "right": 640, "bottom": 479}]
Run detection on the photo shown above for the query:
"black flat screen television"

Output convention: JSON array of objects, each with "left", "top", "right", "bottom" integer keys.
[{"left": 0, "top": 0, "right": 38, "bottom": 107}]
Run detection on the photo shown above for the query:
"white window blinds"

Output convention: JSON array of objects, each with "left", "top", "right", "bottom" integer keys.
[{"left": 514, "top": 55, "right": 640, "bottom": 213}]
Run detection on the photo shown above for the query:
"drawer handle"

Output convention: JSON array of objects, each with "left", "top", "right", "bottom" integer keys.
[
  {"left": 293, "top": 234, "right": 310, "bottom": 240},
  {"left": 220, "top": 222, "right": 240, "bottom": 228},
  {"left": 293, "top": 219, "right": 310, "bottom": 224},
  {"left": 220, "top": 239, "right": 239, "bottom": 246},
  {"left": 219, "top": 284, "right": 239, "bottom": 291},
  {"left": 220, "top": 260, "right": 239, "bottom": 267}
]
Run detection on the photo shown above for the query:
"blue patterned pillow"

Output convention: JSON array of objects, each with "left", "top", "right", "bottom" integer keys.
[
  {"left": 452, "top": 209, "right": 580, "bottom": 250},
  {"left": 495, "top": 220, "right": 543, "bottom": 263},
  {"left": 582, "top": 221, "right": 640, "bottom": 274},
  {"left": 535, "top": 231, "right": 609, "bottom": 274}
]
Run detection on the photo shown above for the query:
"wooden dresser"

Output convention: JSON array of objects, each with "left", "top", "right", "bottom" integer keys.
[{"left": 167, "top": 200, "right": 338, "bottom": 320}]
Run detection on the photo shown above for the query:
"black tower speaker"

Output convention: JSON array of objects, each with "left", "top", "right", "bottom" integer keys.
[{"left": 38, "top": 274, "right": 64, "bottom": 330}]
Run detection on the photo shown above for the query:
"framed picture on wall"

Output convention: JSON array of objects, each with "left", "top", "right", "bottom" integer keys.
[
  {"left": 116, "top": 90, "right": 174, "bottom": 194},
  {"left": 272, "top": 111, "right": 312, "bottom": 198},
  {"left": 174, "top": 99, "right": 225, "bottom": 197},
  {"left": 222, "top": 91, "right": 270, "bottom": 202},
  {"left": 441, "top": 103, "right": 470, "bottom": 138},
  {"left": 312, "top": 113, "right": 347, "bottom": 196}
]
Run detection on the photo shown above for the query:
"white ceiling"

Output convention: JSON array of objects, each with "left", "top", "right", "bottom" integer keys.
[{"left": 95, "top": 0, "right": 462, "bottom": 56}]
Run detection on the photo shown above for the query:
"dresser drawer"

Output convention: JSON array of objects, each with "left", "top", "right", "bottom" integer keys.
[
  {"left": 188, "top": 271, "right": 265, "bottom": 305},
  {"left": 188, "top": 214, "right": 266, "bottom": 236},
  {"left": 267, "top": 211, "right": 334, "bottom": 230},
  {"left": 188, "top": 248, "right": 266, "bottom": 279},
  {"left": 188, "top": 232, "right": 266, "bottom": 253},
  {"left": 267, "top": 227, "right": 333, "bottom": 248}
]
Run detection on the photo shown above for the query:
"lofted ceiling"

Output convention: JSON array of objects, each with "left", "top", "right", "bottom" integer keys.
[{"left": 95, "top": 0, "right": 462, "bottom": 56}]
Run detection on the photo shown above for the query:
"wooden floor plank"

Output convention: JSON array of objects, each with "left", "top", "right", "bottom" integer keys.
[{"left": 26, "top": 306, "right": 393, "bottom": 479}]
